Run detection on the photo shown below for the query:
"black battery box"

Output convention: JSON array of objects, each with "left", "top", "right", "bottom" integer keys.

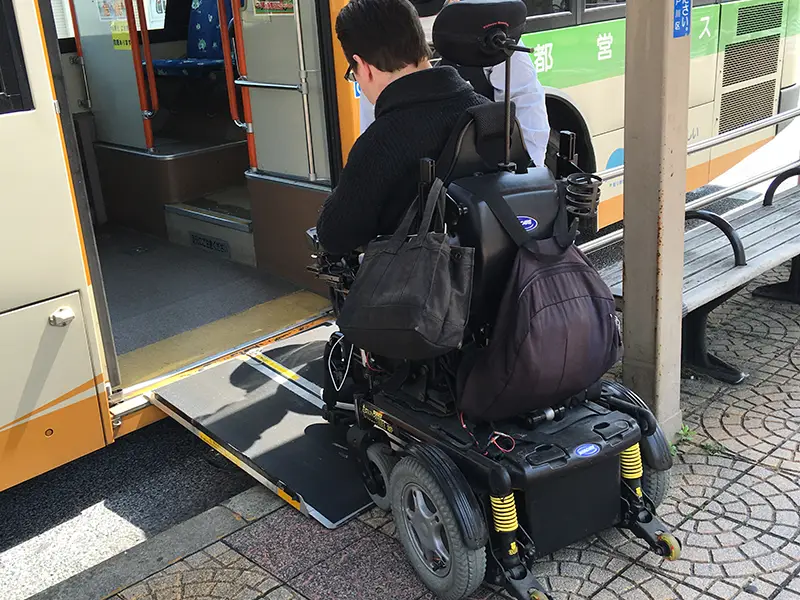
[{"left": 501, "top": 401, "right": 640, "bottom": 557}]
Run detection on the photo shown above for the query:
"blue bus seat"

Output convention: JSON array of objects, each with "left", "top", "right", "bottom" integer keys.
[{"left": 150, "top": 0, "right": 233, "bottom": 78}]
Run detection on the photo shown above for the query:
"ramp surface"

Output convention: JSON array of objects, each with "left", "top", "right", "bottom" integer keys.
[{"left": 152, "top": 323, "right": 371, "bottom": 528}]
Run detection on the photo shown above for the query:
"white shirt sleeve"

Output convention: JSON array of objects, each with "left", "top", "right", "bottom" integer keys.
[
  {"left": 485, "top": 48, "right": 550, "bottom": 168},
  {"left": 359, "top": 93, "right": 375, "bottom": 135}
]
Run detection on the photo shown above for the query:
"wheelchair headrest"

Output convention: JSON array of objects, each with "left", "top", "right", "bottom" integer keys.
[
  {"left": 437, "top": 102, "right": 530, "bottom": 181},
  {"left": 432, "top": 0, "right": 528, "bottom": 67}
]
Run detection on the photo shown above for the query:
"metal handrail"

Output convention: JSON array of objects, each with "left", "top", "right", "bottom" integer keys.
[
  {"left": 597, "top": 106, "right": 800, "bottom": 182},
  {"left": 235, "top": 79, "right": 302, "bottom": 92},
  {"left": 579, "top": 158, "right": 800, "bottom": 254}
]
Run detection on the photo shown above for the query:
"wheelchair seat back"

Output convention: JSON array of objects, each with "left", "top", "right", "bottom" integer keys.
[
  {"left": 437, "top": 103, "right": 560, "bottom": 324},
  {"left": 449, "top": 169, "right": 559, "bottom": 322}
]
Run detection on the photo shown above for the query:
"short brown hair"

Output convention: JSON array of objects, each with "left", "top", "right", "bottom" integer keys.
[{"left": 336, "top": 0, "right": 431, "bottom": 72}]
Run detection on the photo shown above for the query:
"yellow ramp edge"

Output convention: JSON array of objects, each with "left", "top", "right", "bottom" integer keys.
[{"left": 118, "top": 291, "right": 330, "bottom": 388}]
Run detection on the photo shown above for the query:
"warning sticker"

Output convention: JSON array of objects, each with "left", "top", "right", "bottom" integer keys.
[
  {"left": 254, "top": 0, "right": 294, "bottom": 14},
  {"left": 111, "top": 21, "right": 132, "bottom": 51}
]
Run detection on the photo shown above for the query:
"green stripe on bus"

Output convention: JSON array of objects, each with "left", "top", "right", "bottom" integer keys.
[
  {"left": 521, "top": 4, "right": 720, "bottom": 89},
  {"left": 786, "top": 0, "right": 800, "bottom": 36}
]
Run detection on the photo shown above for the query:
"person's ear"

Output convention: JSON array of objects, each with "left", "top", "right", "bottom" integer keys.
[{"left": 353, "top": 54, "right": 374, "bottom": 81}]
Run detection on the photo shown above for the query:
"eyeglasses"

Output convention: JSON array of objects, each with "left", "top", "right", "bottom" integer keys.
[{"left": 344, "top": 63, "right": 357, "bottom": 83}]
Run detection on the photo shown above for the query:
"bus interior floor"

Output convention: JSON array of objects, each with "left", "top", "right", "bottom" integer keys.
[{"left": 95, "top": 227, "right": 325, "bottom": 388}]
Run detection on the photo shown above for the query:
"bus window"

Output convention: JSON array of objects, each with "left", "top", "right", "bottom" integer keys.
[
  {"left": 585, "top": 0, "right": 625, "bottom": 8},
  {"left": 0, "top": 0, "right": 33, "bottom": 114},
  {"left": 526, "top": 0, "right": 572, "bottom": 17}
]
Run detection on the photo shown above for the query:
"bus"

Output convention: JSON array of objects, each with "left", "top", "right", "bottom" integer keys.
[
  {"left": 1, "top": 0, "right": 796, "bottom": 494},
  {"left": 516, "top": 0, "right": 800, "bottom": 228}
]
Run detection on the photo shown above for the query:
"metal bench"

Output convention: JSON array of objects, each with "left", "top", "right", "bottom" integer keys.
[{"left": 598, "top": 172, "right": 800, "bottom": 384}]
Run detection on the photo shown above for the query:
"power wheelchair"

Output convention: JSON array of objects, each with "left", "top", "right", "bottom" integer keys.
[{"left": 306, "top": 2, "right": 681, "bottom": 598}]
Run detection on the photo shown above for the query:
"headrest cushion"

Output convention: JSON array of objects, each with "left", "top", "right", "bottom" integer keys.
[{"left": 432, "top": 0, "right": 527, "bottom": 67}]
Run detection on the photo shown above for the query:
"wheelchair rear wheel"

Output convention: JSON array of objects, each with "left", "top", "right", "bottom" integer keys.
[
  {"left": 390, "top": 457, "right": 486, "bottom": 600},
  {"left": 641, "top": 465, "right": 671, "bottom": 508}
]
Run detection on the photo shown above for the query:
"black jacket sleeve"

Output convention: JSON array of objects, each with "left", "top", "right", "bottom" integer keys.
[{"left": 316, "top": 128, "right": 396, "bottom": 255}]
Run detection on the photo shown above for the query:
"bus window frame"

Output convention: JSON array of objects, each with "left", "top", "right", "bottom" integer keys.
[
  {"left": 526, "top": 0, "right": 719, "bottom": 32},
  {"left": 578, "top": 0, "right": 626, "bottom": 25},
  {"left": 525, "top": 11, "right": 577, "bottom": 33},
  {"left": 0, "top": 0, "right": 34, "bottom": 114}
]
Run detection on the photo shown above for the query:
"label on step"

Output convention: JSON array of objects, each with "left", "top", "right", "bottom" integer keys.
[{"left": 190, "top": 232, "right": 231, "bottom": 258}]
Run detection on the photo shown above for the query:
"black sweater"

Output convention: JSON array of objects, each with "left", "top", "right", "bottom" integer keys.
[{"left": 317, "top": 66, "right": 487, "bottom": 255}]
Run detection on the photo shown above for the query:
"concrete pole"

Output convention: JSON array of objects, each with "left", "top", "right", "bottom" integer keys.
[{"left": 621, "top": 0, "right": 691, "bottom": 438}]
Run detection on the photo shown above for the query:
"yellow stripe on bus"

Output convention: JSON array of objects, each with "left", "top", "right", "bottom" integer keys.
[{"left": 0, "top": 374, "right": 103, "bottom": 432}]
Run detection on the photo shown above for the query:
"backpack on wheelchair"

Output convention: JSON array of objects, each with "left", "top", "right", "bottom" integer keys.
[{"left": 306, "top": 1, "right": 680, "bottom": 598}]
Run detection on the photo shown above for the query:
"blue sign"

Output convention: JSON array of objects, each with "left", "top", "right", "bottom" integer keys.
[
  {"left": 518, "top": 216, "right": 538, "bottom": 232},
  {"left": 575, "top": 443, "right": 600, "bottom": 458},
  {"left": 673, "top": 0, "right": 691, "bottom": 38},
  {"left": 353, "top": 82, "right": 362, "bottom": 99}
]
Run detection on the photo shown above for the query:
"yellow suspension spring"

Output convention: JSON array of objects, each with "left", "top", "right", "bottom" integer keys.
[
  {"left": 490, "top": 494, "right": 519, "bottom": 533},
  {"left": 620, "top": 443, "right": 644, "bottom": 497}
]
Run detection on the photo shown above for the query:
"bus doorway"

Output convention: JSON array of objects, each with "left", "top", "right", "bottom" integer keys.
[{"left": 62, "top": 0, "right": 338, "bottom": 392}]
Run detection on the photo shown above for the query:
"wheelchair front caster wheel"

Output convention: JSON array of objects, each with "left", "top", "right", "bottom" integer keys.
[
  {"left": 365, "top": 443, "right": 397, "bottom": 511},
  {"left": 656, "top": 532, "right": 682, "bottom": 561}
]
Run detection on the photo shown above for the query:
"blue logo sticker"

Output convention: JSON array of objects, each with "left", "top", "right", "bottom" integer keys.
[
  {"left": 575, "top": 443, "right": 600, "bottom": 458},
  {"left": 518, "top": 216, "right": 538, "bottom": 232},
  {"left": 353, "top": 82, "right": 362, "bottom": 99}
]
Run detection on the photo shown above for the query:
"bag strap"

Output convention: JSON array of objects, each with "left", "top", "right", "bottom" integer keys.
[
  {"left": 417, "top": 178, "right": 445, "bottom": 236},
  {"left": 483, "top": 183, "right": 578, "bottom": 254},
  {"left": 481, "top": 189, "right": 537, "bottom": 248},
  {"left": 387, "top": 178, "right": 445, "bottom": 252}
]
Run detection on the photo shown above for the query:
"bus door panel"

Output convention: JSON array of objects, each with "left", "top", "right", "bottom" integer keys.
[
  {"left": 0, "top": 0, "right": 108, "bottom": 490},
  {"left": 0, "top": 293, "right": 106, "bottom": 491}
]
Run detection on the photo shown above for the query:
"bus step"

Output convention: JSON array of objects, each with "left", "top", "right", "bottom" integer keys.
[
  {"left": 164, "top": 203, "right": 252, "bottom": 232},
  {"left": 165, "top": 202, "right": 256, "bottom": 266}
]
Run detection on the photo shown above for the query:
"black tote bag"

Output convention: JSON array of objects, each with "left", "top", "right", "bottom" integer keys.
[{"left": 336, "top": 179, "right": 474, "bottom": 360}]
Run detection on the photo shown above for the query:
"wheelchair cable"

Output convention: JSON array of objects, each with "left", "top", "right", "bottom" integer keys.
[
  {"left": 458, "top": 412, "right": 489, "bottom": 455},
  {"left": 328, "top": 334, "right": 353, "bottom": 393},
  {"left": 487, "top": 431, "right": 516, "bottom": 453},
  {"left": 458, "top": 412, "right": 519, "bottom": 455}
]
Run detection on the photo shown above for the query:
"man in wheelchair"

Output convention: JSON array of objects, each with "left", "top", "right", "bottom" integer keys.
[
  {"left": 308, "top": 1, "right": 682, "bottom": 599},
  {"left": 316, "top": 0, "right": 489, "bottom": 256}
]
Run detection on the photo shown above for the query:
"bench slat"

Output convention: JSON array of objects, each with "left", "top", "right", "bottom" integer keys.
[
  {"left": 682, "top": 203, "right": 800, "bottom": 281},
  {"left": 683, "top": 190, "right": 800, "bottom": 252},
  {"left": 683, "top": 216, "right": 800, "bottom": 294},
  {"left": 599, "top": 187, "right": 800, "bottom": 314},
  {"left": 599, "top": 192, "right": 800, "bottom": 289},
  {"left": 600, "top": 190, "right": 800, "bottom": 287}
]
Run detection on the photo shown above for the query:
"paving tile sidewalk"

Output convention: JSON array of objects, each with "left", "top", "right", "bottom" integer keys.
[{"left": 38, "top": 265, "right": 800, "bottom": 600}]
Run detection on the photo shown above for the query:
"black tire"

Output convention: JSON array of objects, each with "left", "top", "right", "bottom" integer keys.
[
  {"left": 642, "top": 465, "right": 670, "bottom": 508},
  {"left": 390, "top": 457, "right": 486, "bottom": 600},
  {"left": 366, "top": 443, "right": 398, "bottom": 511}
]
